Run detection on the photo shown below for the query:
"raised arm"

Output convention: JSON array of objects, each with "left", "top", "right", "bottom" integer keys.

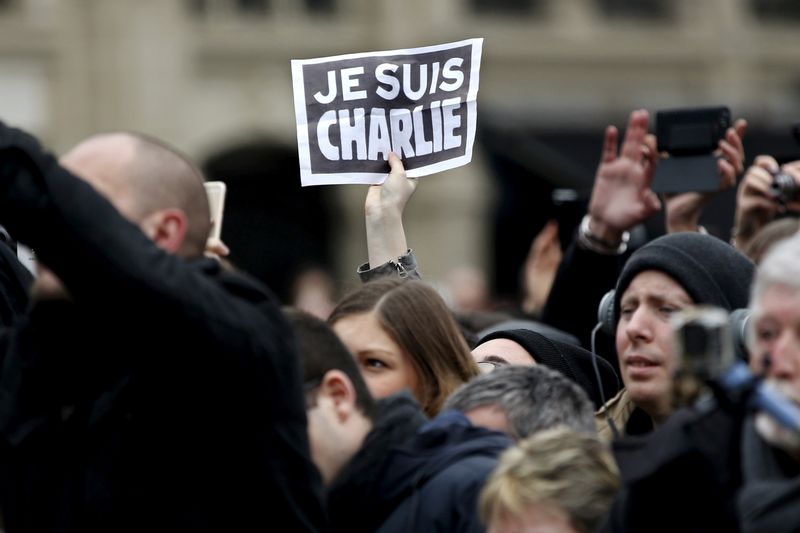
[
  {"left": 358, "top": 152, "right": 420, "bottom": 281},
  {"left": 543, "top": 110, "right": 660, "bottom": 349}
]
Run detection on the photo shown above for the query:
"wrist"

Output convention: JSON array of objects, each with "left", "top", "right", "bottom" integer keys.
[
  {"left": 730, "top": 223, "right": 753, "bottom": 250},
  {"left": 578, "top": 215, "right": 629, "bottom": 255},
  {"left": 666, "top": 204, "right": 704, "bottom": 234},
  {"left": 365, "top": 203, "right": 402, "bottom": 222},
  {"left": 666, "top": 217, "right": 701, "bottom": 233},
  {"left": 586, "top": 215, "right": 624, "bottom": 244}
]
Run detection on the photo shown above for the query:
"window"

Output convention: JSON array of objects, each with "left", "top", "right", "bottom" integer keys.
[
  {"left": 236, "top": 0, "right": 268, "bottom": 15},
  {"left": 596, "top": 0, "right": 673, "bottom": 20},
  {"left": 750, "top": 0, "right": 800, "bottom": 21},
  {"left": 470, "top": 0, "right": 542, "bottom": 16},
  {"left": 187, "top": 0, "right": 334, "bottom": 17},
  {"left": 304, "top": 0, "right": 335, "bottom": 15},
  {"left": 186, "top": 0, "right": 270, "bottom": 17}
]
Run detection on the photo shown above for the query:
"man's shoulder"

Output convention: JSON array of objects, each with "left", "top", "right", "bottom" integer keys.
[
  {"left": 596, "top": 387, "right": 638, "bottom": 440},
  {"left": 202, "top": 260, "right": 277, "bottom": 306},
  {"left": 377, "top": 444, "right": 499, "bottom": 533},
  {"left": 193, "top": 259, "right": 289, "bottom": 332}
]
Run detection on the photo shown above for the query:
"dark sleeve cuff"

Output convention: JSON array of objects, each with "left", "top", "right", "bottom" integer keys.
[{"left": 357, "top": 249, "right": 420, "bottom": 283}]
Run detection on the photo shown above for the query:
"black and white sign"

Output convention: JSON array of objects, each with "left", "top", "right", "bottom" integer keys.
[{"left": 291, "top": 38, "right": 483, "bottom": 186}]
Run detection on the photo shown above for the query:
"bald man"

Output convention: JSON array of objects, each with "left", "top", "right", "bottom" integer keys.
[{"left": 0, "top": 125, "right": 326, "bottom": 532}]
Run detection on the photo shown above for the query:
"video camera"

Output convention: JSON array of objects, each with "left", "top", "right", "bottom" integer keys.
[{"left": 671, "top": 305, "right": 800, "bottom": 433}]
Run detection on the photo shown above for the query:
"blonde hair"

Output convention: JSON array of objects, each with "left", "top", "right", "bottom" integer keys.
[{"left": 480, "top": 427, "right": 620, "bottom": 533}]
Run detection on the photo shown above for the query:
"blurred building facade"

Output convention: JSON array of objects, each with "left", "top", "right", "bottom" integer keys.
[{"left": 0, "top": 0, "right": 799, "bottom": 300}]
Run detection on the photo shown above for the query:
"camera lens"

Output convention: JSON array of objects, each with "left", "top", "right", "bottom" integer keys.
[{"left": 770, "top": 171, "right": 798, "bottom": 204}]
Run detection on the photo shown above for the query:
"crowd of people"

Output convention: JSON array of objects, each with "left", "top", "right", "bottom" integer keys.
[{"left": 0, "top": 105, "right": 798, "bottom": 532}]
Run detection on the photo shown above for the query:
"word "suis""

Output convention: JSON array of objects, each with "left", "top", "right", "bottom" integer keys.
[{"left": 313, "top": 59, "right": 465, "bottom": 104}]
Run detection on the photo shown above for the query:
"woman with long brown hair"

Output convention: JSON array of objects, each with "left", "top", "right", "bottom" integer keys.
[{"left": 329, "top": 278, "right": 479, "bottom": 416}]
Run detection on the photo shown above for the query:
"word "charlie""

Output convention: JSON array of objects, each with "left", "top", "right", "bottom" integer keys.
[{"left": 312, "top": 59, "right": 466, "bottom": 161}]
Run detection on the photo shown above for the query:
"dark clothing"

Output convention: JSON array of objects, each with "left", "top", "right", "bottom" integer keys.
[
  {"left": 737, "top": 418, "right": 800, "bottom": 532},
  {"left": 357, "top": 249, "right": 421, "bottom": 282},
  {"left": 541, "top": 239, "right": 624, "bottom": 366},
  {"left": 0, "top": 125, "right": 325, "bottom": 532},
  {"left": 477, "top": 328, "right": 620, "bottom": 409},
  {"left": 378, "top": 411, "right": 512, "bottom": 533},
  {"left": 328, "top": 394, "right": 427, "bottom": 533},
  {"left": 0, "top": 241, "right": 31, "bottom": 330},
  {"left": 603, "top": 399, "right": 747, "bottom": 533},
  {"left": 329, "top": 396, "right": 512, "bottom": 533}
]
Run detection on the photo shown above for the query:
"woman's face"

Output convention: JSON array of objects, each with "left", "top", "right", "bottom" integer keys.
[{"left": 332, "top": 310, "right": 420, "bottom": 401}]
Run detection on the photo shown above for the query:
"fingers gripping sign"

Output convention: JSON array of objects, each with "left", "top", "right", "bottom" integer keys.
[
  {"left": 366, "top": 153, "right": 418, "bottom": 217},
  {"left": 365, "top": 153, "right": 419, "bottom": 270}
]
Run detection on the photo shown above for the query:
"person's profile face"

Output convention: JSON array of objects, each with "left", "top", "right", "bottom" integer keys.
[
  {"left": 331, "top": 310, "right": 420, "bottom": 402},
  {"left": 471, "top": 338, "right": 536, "bottom": 374},
  {"left": 750, "top": 283, "right": 800, "bottom": 403},
  {"left": 615, "top": 270, "right": 692, "bottom": 418}
]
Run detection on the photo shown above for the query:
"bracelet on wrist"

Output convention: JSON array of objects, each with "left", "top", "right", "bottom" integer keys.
[{"left": 577, "top": 215, "right": 629, "bottom": 255}]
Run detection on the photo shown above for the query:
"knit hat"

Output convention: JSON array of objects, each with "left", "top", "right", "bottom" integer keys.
[
  {"left": 477, "top": 319, "right": 581, "bottom": 347},
  {"left": 613, "top": 233, "right": 755, "bottom": 325},
  {"left": 476, "top": 329, "right": 620, "bottom": 409}
]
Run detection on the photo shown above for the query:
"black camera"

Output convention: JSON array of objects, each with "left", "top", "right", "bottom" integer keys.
[
  {"left": 769, "top": 122, "right": 800, "bottom": 205},
  {"left": 770, "top": 169, "right": 799, "bottom": 205}
]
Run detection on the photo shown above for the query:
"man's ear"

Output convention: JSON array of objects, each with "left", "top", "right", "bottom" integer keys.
[
  {"left": 140, "top": 208, "right": 188, "bottom": 255},
  {"left": 318, "top": 369, "right": 359, "bottom": 423}
]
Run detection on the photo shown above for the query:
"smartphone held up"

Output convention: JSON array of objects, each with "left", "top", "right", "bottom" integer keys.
[
  {"left": 204, "top": 181, "right": 227, "bottom": 242},
  {"left": 651, "top": 106, "right": 731, "bottom": 194}
]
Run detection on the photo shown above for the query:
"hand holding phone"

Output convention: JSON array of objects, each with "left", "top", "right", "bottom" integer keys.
[
  {"left": 204, "top": 181, "right": 227, "bottom": 242},
  {"left": 203, "top": 181, "right": 230, "bottom": 258},
  {"left": 652, "top": 106, "right": 732, "bottom": 193}
]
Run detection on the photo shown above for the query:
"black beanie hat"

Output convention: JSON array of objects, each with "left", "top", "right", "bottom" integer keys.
[
  {"left": 614, "top": 232, "right": 755, "bottom": 325},
  {"left": 477, "top": 329, "right": 620, "bottom": 409}
]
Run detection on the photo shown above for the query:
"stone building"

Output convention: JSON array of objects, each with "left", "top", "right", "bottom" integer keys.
[{"left": 0, "top": 0, "right": 798, "bottom": 303}]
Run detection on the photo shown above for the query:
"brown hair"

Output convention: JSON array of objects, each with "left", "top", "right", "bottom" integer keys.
[{"left": 328, "top": 278, "right": 479, "bottom": 416}]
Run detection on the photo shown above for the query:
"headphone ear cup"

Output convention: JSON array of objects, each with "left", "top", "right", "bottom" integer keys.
[{"left": 598, "top": 290, "right": 616, "bottom": 336}]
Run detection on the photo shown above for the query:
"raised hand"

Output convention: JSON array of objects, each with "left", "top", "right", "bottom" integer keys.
[
  {"left": 587, "top": 109, "right": 661, "bottom": 243},
  {"left": 365, "top": 153, "right": 418, "bottom": 268},
  {"left": 733, "top": 155, "right": 800, "bottom": 250}
]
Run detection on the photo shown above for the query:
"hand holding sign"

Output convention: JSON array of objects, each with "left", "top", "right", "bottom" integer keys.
[
  {"left": 365, "top": 153, "right": 418, "bottom": 269},
  {"left": 291, "top": 39, "right": 483, "bottom": 186}
]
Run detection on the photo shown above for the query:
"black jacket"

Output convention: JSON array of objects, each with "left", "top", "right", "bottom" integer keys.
[
  {"left": 602, "top": 399, "right": 746, "bottom": 533},
  {"left": 737, "top": 418, "right": 800, "bottom": 532},
  {"left": 328, "top": 396, "right": 512, "bottom": 533},
  {"left": 0, "top": 124, "right": 326, "bottom": 532},
  {"left": 0, "top": 240, "right": 31, "bottom": 329},
  {"left": 541, "top": 239, "right": 625, "bottom": 371}
]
